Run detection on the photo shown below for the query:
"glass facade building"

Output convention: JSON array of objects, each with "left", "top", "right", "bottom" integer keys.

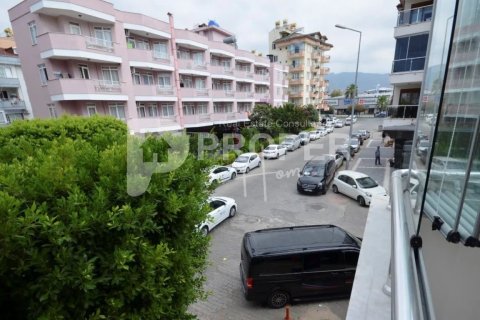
[{"left": 413, "top": 0, "right": 480, "bottom": 246}]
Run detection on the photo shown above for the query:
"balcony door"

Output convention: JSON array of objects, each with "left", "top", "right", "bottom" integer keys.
[
  {"left": 94, "top": 27, "right": 112, "bottom": 47},
  {"left": 153, "top": 42, "right": 169, "bottom": 60},
  {"left": 101, "top": 67, "right": 119, "bottom": 85}
]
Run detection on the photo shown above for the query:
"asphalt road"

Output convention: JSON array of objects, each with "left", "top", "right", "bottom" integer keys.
[{"left": 189, "top": 117, "right": 393, "bottom": 320}]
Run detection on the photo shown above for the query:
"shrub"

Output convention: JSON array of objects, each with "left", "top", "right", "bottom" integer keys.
[{"left": 0, "top": 117, "right": 210, "bottom": 319}]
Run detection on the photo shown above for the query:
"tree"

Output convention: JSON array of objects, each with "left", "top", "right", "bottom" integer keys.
[
  {"left": 354, "top": 104, "right": 366, "bottom": 114},
  {"left": 330, "top": 89, "right": 343, "bottom": 97},
  {"left": 0, "top": 117, "right": 211, "bottom": 319},
  {"left": 345, "top": 84, "right": 357, "bottom": 99},
  {"left": 377, "top": 95, "right": 390, "bottom": 111},
  {"left": 3, "top": 27, "right": 13, "bottom": 37}
]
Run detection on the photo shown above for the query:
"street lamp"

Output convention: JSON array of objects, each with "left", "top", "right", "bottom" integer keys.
[{"left": 335, "top": 24, "right": 361, "bottom": 170}]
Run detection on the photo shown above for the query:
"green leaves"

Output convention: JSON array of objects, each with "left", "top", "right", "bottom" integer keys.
[{"left": 0, "top": 117, "right": 210, "bottom": 319}]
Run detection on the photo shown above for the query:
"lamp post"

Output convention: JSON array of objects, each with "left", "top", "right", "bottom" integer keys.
[{"left": 335, "top": 24, "right": 361, "bottom": 170}]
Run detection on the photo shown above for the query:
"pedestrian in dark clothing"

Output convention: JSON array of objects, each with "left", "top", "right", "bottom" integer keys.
[{"left": 375, "top": 146, "right": 381, "bottom": 165}]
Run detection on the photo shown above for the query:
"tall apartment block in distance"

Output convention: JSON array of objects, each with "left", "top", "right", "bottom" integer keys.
[
  {"left": 8, "top": 0, "right": 288, "bottom": 134},
  {"left": 0, "top": 35, "right": 33, "bottom": 125},
  {"left": 390, "top": 0, "right": 433, "bottom": 118},
  {"left": 268, "top": 19, "right": 332, "bottom": 109}
]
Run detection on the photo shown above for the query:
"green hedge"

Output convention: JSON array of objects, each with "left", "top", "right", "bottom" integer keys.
[{"left": 0, "top": 117, "right": 210, "bottom": 319}]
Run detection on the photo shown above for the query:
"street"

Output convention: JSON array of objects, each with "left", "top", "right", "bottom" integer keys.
[{"left": 189, "top": 117, "right": 393, "bottom": 320}]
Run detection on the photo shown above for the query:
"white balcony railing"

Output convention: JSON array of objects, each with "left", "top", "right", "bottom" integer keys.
[
  {"left": 85, "top": 36, "right": 114, "bottom": 52},
  {"left": 95, "top": 80, "right": 121, "bottom": 92},
  {"left": 157, "top": 87, "right": 175, "bottom": 95},
  {"left": 397, "top": 5, "right": 433, "bottom": 27}
]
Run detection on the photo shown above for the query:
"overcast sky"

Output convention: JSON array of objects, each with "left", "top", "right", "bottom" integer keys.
[{"left": 2, "top": 0, "right": 399, "bottom": 74}]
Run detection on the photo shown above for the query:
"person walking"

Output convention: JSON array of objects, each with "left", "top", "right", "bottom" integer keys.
[{"left": 375, "top": 146, "right": 381, "bottom": 165}]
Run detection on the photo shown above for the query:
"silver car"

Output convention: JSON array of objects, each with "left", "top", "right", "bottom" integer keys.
[{"left": 281, "top": 135, "right": 301, "bottom": 151}]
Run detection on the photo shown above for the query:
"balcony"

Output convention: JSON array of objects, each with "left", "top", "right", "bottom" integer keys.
[
  {"left": 289, "top": 64, "right": 304, "bottom": 72},
  {"left": 211, "top": 112, "right": 249, "bottom": 123},
  {"left": 212, "top": 89, "right": 235, "bottom": 99},
  {"left": 47, "top": 78, "right": 127, "bottom": 101},
  {"left": 132, "top": 85, "right": 176, "bottom": 97},
  {"left": 234, "top": 69, "right": 254, "bottom": 80},
  {"left": 319, "top": 67, "right": 330, "bottom": 75},
  {"left": 289, "top": 51, "right": 305, "bottom": 58},
  {"left": 0, "top": 100, "right": 26, "bottom": 111},
  {"left": 321, "top": 55, "right": 331, "bottom": 63},
  {"left": 209, "top": 65, "right": 235, "bottom": 77},
  {"left": 177, "top": 59, "right": 209, "bottom": 75},
  {"left": 0, "top": 77, "right": 20, "bottom": 88},
  {"left": 183, "top": 113, "right": 213, "bottom": 127},
  {"left": 37, "top": 33, "right": 121, "bottom": 63},
  {"left": 254, "top": 73, "right": 270, "bottom": 83},
  {"left": 127, "top": 48, "right": 173, "bottom": 70},
  {"left": 129, "top": 116, "right": 181, "bottom": 133},
  {"left": 397, "top": 5, "right": 433, "bottom": 27},
  {"left": 288, "top": 92, "right": 303, "bottom": 98},
  {"left": 180, "top": 87, "right": 210, "bottom": 98},
  {"left": 236, "top": 92, "right": 254, "bottom": 99},
  {"left": 289, "top": 78, "right": 303, "bottom": 85},
  {"left": 254, "top": 93, "right": 270, "bottom": 102},
  {"left": 392, "top": 57, "right": 426, "bottom": 73}
]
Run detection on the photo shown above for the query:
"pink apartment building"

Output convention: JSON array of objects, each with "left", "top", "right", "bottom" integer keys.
[{"left": 8, "top": 0, "right": 289, "bottom": 133}]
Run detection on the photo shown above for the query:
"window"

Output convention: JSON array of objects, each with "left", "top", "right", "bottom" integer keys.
[
  {"left": 254, "top": 255, "right": 303, "bottom": 275},
  {"left": 79, "top": 64, "right": 90, "bottom": 79},
  {"left": 153, "top": 42, "right": 169, "bottom": 60},
  {"left": 180, "top": 75, "right": 193, "bottom": 88},
  {"left": 195, "top": 78, "right": 206, "bottom": 89},
  {"left": 393, "top": 34, "right": 429, "bottom": 72},
  {"left": 161, "top": 104, "right": 175, "bottom": 117},
  {"left": 183, "top": 103, "right": 207, "bottom": 115},
  {"left": 69, "top": 22, "right": 81, "bottom": 35},
  {"left": 48, "top": 105, "right": 57, "bottom": 118},
  {"left": 127, "top": 37, "right": 135, "bottom": 49},
  {"left": 158, "top": 73, "right": 171, "bottom": 87},
  {"left": 303, "top": 251, "right": 344, "bottom": 272},
  {"left": 137, "top": 103, "right": 146, "bottom": 118},
  {"left": 109, "top": 104, "right": 125, "bottom": 120},
  {"left": 214, "top": 103, "right": 232, "bottom": 113},
  {"left": 28, "top": 21, "right": 37, "bottom": 45},
  {"left": 141, "top": 72, "right": 154, "bottom": 85},
  {"left": 86, "top": 104, "right": 97, "bottom": 116},
  {"left": 192, "top": 52, "right": 204, "bottom": 66},
  {"left": 38, "top": 64, "right": 48, "bottom": 85},
  {"left": 272, "top": 43, "right": 276, "bottom": 50},
  {"left": 135, "top": 38, "right": 150, "bottom": 50},
  {"left": 147, "top": 104, "right": 159, "bottom": 117},
  {"left": 94, "top": 26, "right": 113, "bottom": 48},
  {"left": 132, "top": 72, "right": 141, "bottom": 85},
  {"left": 101, "top": 66, "right": 119, "bottom": 85},
  {"left": 0, "top": 65, "right": 12, "bottom": 78}
]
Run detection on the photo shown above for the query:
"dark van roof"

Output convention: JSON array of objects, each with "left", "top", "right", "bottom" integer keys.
[{"left": 244, "top": 225, "right": 360, "bottom": 257}]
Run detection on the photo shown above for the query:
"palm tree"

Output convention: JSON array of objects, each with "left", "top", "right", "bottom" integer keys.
[{"left": 345, "top": 84, "right": 357, "bottom": 99}]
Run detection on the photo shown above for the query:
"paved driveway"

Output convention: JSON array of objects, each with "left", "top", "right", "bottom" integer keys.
[{"left": 189, "top": 117, "right": 391, "bottom": 320}]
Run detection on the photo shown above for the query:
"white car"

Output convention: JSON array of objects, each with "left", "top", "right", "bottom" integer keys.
[
  {"left": 263, "top": 144, "right": 287, "bottom": 159},
  {"left": 325, "top": 124, "right": 334, "bottom": 133},
  {"left": 199, "top": 196, "right": 237, "bottom": 235},
  {"left": 208, "top": 165, "right": 237, "bottom": 184},
  {"left": 309, "top": 131, "right": 319, "bottom": 140},
  {"left": 231, "top": 152, "right": 261, "bottom": 173},
  {"left": 334, "top": 120, "right": 344, "bottom": 128},
  {"left": 332, "top": 170, "right": 388, "bottom": 206},
  {"left": 327, "top": 153, "right": 344, "bottom": 170},
  {"left": 316, "top": 128, "right": 327, "bottom": 137}
]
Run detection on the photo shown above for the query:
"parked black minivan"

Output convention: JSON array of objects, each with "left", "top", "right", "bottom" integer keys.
[
  {"left": 240, "top": 225, "right": 361, "bottom": 308},
  {"left": 297, "top": 159, "right": 336, "bottom": 194}
]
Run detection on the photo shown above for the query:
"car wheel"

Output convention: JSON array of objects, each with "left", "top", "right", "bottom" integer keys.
[
  {"left": 332, "top": 185, "right": 338, "bottom": 193},
  {"left": 229, "top": 206, "right": 236, "bottom": 218},
  {"left": 231, "top": 172, "right": 236, "bottom": 180},
  {"left": 358, "top": 196, "right": 366, "bottom": 207},
  {"left": 267, "top": 290, "right": 290, "bottom": 309},
  {"left": 321, "top": 187, "right": 327, "bottom": 195},
  {"left": 258, "top": 161, "right": 261, "bottom": 168},
  {"left": 201, "top": 226, "right": 209, "bottom": 236},
  {"left": 246, "top": 167, "right": 250, "bottom": 174},
  {"left": 276, "top": 153, "right": 279, "bottom": 159}
]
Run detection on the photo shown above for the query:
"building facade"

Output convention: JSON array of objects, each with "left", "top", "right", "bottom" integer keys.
[
  {"left": 389, "top": 0, "right": 434, "bottom": 118},
  {"left": 8, "top": 0, "right": 289, "bottom": 134},
  {"left": 347, "top": 0, "right": 480, "bottom": 319},
  {"left": 0, "top": 36, "right": 33, "bottom": 125},
  {"left": 268, "top": 20, "right": 332, "bottom": 109}
]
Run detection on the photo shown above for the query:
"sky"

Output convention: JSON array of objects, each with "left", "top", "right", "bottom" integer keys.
[{"left": 1, "top": 0, "right": 399, "bottom": 74}]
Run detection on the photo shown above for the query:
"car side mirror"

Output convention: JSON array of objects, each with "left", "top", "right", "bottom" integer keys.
[{"left": 352, "top": 185, "right": 357, "bottom": 189}]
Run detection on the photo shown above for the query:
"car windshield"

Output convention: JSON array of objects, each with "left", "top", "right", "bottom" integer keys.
[
  {"left": 350, "top": 139, "right": 358, "bottom": 144},
  {"left": 419, "top": 141, "right": 429, "bottom": 147},
  {"left": 356, "top": 177, "right": 378, "bottom": 188},
  {"left": 265, "top": 146, "right": 276, "bottom": 150},
  {"left": 283, "top": 138, "right": 293, "bottom": 143},
  {"left": 300, "top": 133, "right": 307, "bottom": 138},
  {"left": 303, "top": 165, "right": 324, "bottom": 177},
  {"left": 235, "top": 156, "right": 249, "bottom": 163}
]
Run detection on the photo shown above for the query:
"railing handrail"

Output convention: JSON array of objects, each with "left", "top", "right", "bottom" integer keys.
[{"left": 391, "top": 169, "right": 436, "bottom": 320}]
